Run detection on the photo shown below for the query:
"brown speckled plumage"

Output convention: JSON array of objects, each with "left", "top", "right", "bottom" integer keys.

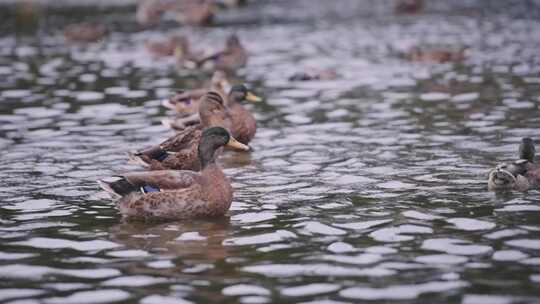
[
  {"left": 165, "top": 84, "right": 259, "bottom": 145},
  {"left": 131, "top": 92, "right": 233, "bottom": 171},
  {"left": 229, "top": 100, "right": 256, "bottom": 144},
  {"left": 116, "top": 165, "right": 232, "bottom": 220},
  {"left": 100, "top": 127, "right": 248, "bottom": 220}
]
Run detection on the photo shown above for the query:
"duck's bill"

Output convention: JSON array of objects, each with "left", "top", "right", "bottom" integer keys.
[
  {"left": 246, "top": 91, "right": 262, "bottom": 102},
  {"left": 174, "top": 46, "right": 183, "bottom": 57},
  {"left": 226, "top": 137, "right": 250, "bottom": 151}
]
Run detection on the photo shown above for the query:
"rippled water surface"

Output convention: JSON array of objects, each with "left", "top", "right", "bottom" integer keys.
[{"left": 2, "top": 1, "right": 540, "bottom": 303}]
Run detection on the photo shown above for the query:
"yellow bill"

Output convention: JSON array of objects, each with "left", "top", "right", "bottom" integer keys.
[
  {"left": 174, "top": 46, "right": 184, "bottom": 58},
  {"left": 226, "top": 136, "right": 250, "bottom": 151},
  {"left": 245, "top": 91, "right": 262, "bottom": 102}
]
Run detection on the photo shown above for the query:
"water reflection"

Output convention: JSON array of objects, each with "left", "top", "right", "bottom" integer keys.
[{"left": 109, "top": 218, "right": 232, "bottom": 263}]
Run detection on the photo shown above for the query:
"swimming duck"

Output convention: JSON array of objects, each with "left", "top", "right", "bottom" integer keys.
[
  {"left": 99, "top": 127, "right": 248, "bottom": 220},
  {"left": 130, "top": 91, "right": 239, "bottom": 171},
  {"left": 488, "top": 138, "right": 540, "bottom": 192},
  {"left": 162, "top": 71, "right": 230, "bottom": 115},
  {"left": 164, "top": 84, "right": 261, "bottom": 144},
  {"left": 64, "top": 22, "right": 107, "bottom": 43},
  {"left": 407, "top": 46, "right": 467, "bottom": 63},
  {"left": 145, "top": 35, "right": 188, "bottom": 58},
  {"left": 197, "top": 34, "right": 247, "bottom": 71},
  {"left": 175, "top": 0, "right": 215, "bottom": 26}
]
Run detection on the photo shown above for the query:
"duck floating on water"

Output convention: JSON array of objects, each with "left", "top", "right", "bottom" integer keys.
[
  {"left": 164, "top": 84, "right": 261, "bottom": 145},
  {"left": 162, "top": 71, "right": 231, "bottom": 115},
  {"left": 488, "top": 138, "right": 540, "bottom": 192},
  {"left": 407, "top": 46, "right": 467, "bottom": 63},
  {"left": 64, "top": 22, "right": 107, "bottom": 43},
  {"left": 99, "top": 127, "right": 248, "bottom": 220},
  {"left": 197, "top": 34, "right": 247, "bottom": 71},
  {"left": 130, "top": 91, "right": 244, "bottom": 171}
]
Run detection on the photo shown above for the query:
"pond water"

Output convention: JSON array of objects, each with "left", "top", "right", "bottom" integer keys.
[{"left": 1, "top": 0, "right": 540, "bottom": 303}]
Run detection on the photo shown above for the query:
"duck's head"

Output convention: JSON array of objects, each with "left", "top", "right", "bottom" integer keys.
[
  {"left": 199, "top": 91, "right": 229, "bottom": 126},
  {"left": 198, "top": 126, "right": 249, "bottom": 168},
  {"left": 228, "top": 84, "right": 261, "bottom": 104},
  {"left": 519, "top": 137, "right": 535, "bottom": 162},
  {"left": 226, "top": 34, "right": 242, "bottom": 48}
]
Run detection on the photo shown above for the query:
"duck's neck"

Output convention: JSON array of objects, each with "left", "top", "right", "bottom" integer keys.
[{"left": 199, "top": 139, "right": 222, "bottom": 169}]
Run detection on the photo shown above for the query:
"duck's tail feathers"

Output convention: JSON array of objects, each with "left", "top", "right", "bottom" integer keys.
[
  {"left": 161, "top": 99, "right": 176, "bottom": 110},
  {"left": 161, "top": 118, "right": 174, "bottom": 129},
  {"left": 98, "top": 176, "right": 137, "bottom": 198},
  {"left": 161, "top": 118, "right": 185, "bottom": 131}
]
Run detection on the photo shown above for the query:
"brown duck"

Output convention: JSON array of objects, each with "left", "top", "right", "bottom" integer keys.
[
  {"left": 145, "top": 35, "right": 188, "bottom": 58},
  {"left": 162, "top": 71, "right": 230, "bottom": 115},
  {"left": 99, "top": 127, "right": 248, "bottom": 220},
  {"left": 175, "top": 0, "right": 215, "bottom": 26},
  {"left": 197, "top": 34, "right": 247, "bottom": 71},
  {"left": 64, "top": 22, "right": 107, "bottom": 43},
  {"left": 488, "top": 137, "right": 540, "bottom": 192},
  {"left": 129, "top": 91, "right": 239, "bottom": 171},
  {"left": 407, "top": 46, "right": 467, "bottom": 63},
  {"left": 164, "top": 84, "right": 261, "bottom": 144}
]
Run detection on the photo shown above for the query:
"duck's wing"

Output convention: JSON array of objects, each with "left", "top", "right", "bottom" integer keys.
[
  {"left": 122, "top": 170, "right": 198, "bottom": 190},
  {"left": 160, "top": 125, "right": 202, "bottom": 151},
  {"left": 128, "top": 126, "right": 201, "bottom": 169},
  {"left": 98, "top": 170, "right": 199, "bottom": 200}
]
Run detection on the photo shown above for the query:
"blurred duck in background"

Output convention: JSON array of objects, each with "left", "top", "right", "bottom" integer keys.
[
  {"left": 64, "top": 22, "right": 107, "bottom": 43},
  {"left": 488, "top": 138, "right": 540, "bottom": 192}
]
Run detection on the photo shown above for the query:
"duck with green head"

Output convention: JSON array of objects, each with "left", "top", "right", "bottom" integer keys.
[
  {"left": 99, "top": 127, "right": 248, "bottom": 220},
  {"left": 488, "top": 137, "right": 540, "bottom": 191},
  {"left": 129, "top": 91, "right": 243, "bottom": 171}
]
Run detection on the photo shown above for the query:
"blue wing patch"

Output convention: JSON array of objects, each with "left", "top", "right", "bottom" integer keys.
[{"left": 140, "top": 185, "right": 161, "bottom": 194}]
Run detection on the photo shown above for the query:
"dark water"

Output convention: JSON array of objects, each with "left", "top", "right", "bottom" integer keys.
[{"left": 1, "top": 1, "right": 540, "bottom": 303}]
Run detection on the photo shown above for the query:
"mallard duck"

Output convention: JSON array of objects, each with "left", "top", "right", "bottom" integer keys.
[
  {"left": 64, "top": 22, "right": 107, "bottom": 43},
  {"left": 197, "top": 34, "right": 247, "bottom": 71},
  {"left": 145, "top": 35, "right": 188, "bottom": 58},
  {"left": 130, "top": 91, "right": 239, "bottom": 171},
  {"left": 407, "top": 46, "right": 467, "bottom": 63},
  {"left": 99, "top": 127, "right": 248, "bottom": 220},
  {"left": 136, "top": 0, "right": 167, "bottom": 26},
  {"left": 162, "top": 71, "right": 230, "bottom": 115},
  {"left": 488, "top": 138, "right": 540, "bottom": 192},
  {"left": 164, "top": 84, "right": 261, "bottom": 144},
  {"left": 175, "top": 0, "right": 215, "bottom": 26}
]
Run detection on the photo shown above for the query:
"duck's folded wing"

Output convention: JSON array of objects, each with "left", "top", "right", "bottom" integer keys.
[
  {"left": 123, "top": 170, "right": 199, "bottom": 190},
  {"left": 160, "top": 125, "right": 202, "bottom": 151}
]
